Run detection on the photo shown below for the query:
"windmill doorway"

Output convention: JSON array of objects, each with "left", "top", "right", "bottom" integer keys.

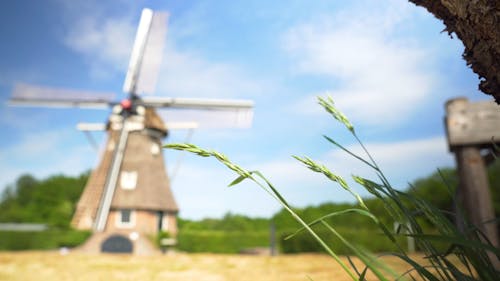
[{"left": 101, "top": 234, "right": 133, "bottom": 253}]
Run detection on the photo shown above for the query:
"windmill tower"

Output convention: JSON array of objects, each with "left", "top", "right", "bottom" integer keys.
[{"left": 9, "top": 8, "right": 253, "bottom": 254}]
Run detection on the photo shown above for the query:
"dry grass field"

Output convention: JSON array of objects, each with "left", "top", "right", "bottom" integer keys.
[{"left": 0, "top": 251, "right": 434, "bottom": 281}]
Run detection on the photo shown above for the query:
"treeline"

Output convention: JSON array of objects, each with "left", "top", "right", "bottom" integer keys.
[
  {"left": 1, "top": 160, "right": 498, "bottom": 252},
  {"left": 0, "top": 173, "right": 89, "bottom": 228},
  {"left": 0, "top": 172, "right": 91, "bottom": 250}
]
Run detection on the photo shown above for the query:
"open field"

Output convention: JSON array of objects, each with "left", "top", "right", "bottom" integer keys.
[{"left": 0, "top": 251, "right": 435, "bottom": 281}]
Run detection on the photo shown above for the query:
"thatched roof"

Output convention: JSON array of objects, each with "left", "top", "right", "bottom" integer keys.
[
  {"left": 110, "top": 130, "right": 178, "bottom": 212},
  {"left": 144, "top": 108, "right": 167, "bottom": 135}
]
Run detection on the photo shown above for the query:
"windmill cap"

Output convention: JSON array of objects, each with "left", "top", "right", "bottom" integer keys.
[{"left": 120, "top": 99, "right": 133, "bottom": 110}]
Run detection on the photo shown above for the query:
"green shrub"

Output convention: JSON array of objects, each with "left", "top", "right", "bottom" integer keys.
[
  {"left": 0, "top": 230, "right": 91, "bottom": 251},
  {"left": 177, "top": 230, "right": 269, "bottom": 253},
  {"left": 154, "top": 231, "right": 172, "bottom": 248},
  {"left": 280, "top": 226, "right": 404, "bottom": 254}
]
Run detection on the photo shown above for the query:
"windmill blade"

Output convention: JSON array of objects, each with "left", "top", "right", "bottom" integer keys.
[
  {"left": 76, "top": 123, "right": 107, "bottom": 131},
  {"left": 142, "top": 96, "right": 254, "bottom": 128},
  {"left": 9, "top": 83, "right": 115, "bottom": 109},
  {"left": 157, "top": 107, "right": 254, "bottom": 129},
  {"left": 140, "top": 96, "right": 254, "bottom": 110},
  {"left": 123, "top": 8, "right": 168, "bottom": 96},
  {"left": 77, "top": 123, "right": 107, "bottom": 152},
  {"left": 94, "top": 127, "right": 130, "bottom": 232}
]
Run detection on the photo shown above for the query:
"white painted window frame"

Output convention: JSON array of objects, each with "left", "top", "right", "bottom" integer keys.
[
  {"left": 120, "top": 171, "right": 138, "bottom": 190},
  {"left": 116, "top": 209, "right": 136, "bottom": 229},
  {"left": 161, "top": 214, "right": 170, "bottom": 232}
]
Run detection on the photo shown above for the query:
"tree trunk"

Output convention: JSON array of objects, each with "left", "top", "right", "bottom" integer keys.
[{"left": 408, "top": 0, "right": 500, "bottom": 103}]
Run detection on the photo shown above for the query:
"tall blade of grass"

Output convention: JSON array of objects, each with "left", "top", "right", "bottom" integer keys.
[
  {"left": 355, "top": 173, "right": 452, "bottom": 279},
  {"left": 317, "top": 95, "right": 486, "bottom": 278},
  {"left": 440, "top": 258, "right": 478, "bottom": 281},
  {"left": 391, "top": 252, "right": 442, "bottom": 281},
  {"left": 394, "top": 191, "right": 461, "bottom": 280},
  {"left": 455, "top": 251, "right": 475, "bottom": 279},
  {"left": 320, "top": 220, "right": 395, "bottom": 281},
  {"left": 409, "top": 234, "right": 500, "bottom": 256},
  {"left": 397, "top": 264, "right": 447, "bottom": 281},
  {"left": 359, "top": 266, "right": 369, "bottom": 281},
  {"left": 323, "top": 135, "right": 376, "bottom": 170},
  {"left": 319, "top": 95, "right": 455, "bottom": 279},
  {"left": 352, "top": 176, "right": 402, "bottom": 221},
  {"left": 346, "top": 255, "right": 363, "bottom": 278},
  {"left": 284, "top": 208, "right": 379, "bottom": 240},
  {"left": 436, "top": 168, "right": 455, "bottom": 197},
  {"left": 228, "top": 175, "right": 247, "bottom": 187},
  {"left": 491, "top": 138, "right": 498, "bottom": 158},
  {"left": 409, "top": 229, "right": 498, "bottom": 281}
]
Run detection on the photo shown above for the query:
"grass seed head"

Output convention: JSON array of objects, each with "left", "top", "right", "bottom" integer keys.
[{"left": 318, "top": 96, "right": 354, "bottom": 133}]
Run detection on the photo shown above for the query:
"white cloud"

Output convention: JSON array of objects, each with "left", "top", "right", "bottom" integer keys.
[
  {"left": 283, "top": 1, "right": 436, "bottom": 127},
  {"left": 64, "top": 16, "right": 136, "bottom": 79},
  {"left": 155, "top": 45, "right": 263, "bottom": 99}
]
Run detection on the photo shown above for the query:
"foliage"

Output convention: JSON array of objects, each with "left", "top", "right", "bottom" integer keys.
[
  {"left": 155, "top": 230, "right": 172, "bottom": 248},
  {"left": 0, "top": 229, "right": 91, "bottom": 251},
  {"left": 177, "top": 230, "right": 269, "bottom": 253},
  {"left": 280, "top": 226, "right": 404, "bottom": 254},
  {"left": 166, "top": 96, "right": 500, "bottom": 280},
  {"left": 179, "top": 213, "right": 270, "bottom": 232},
  {"left": 177, "top": 214, "right": 271, "bottom": 253},
  {"left": 0, "top": 172, "right": 90, "bottom": 251},
  {"left": 0, "top": 172, "right": 88, "bottom": 228}
]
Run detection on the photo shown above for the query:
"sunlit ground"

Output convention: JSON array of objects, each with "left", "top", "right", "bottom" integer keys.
[{"left": 0, "top": 251, "right": 437, "bottom": 280}]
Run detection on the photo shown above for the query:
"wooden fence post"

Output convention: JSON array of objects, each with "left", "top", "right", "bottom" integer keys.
[
  {"left": 445, "top": 97, "right": 499, "bottom": 249},
  {"left": 455, "top": 146, "right": 498, "bottom": 247}
]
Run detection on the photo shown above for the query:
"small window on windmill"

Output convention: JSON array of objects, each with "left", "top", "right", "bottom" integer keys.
[
  {"left": 116, "top": 209, "right": 135, "bottom": 228},
  {"left": 151, "top": 143, "right": 160, "bottom": 156},
  {"left": 120, "top": 171, "right": 138, "bottom": 190}
]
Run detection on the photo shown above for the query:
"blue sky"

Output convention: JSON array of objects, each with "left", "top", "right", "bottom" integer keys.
[{"left": 0, "top": 0, "right": 491, "bottom": 220}]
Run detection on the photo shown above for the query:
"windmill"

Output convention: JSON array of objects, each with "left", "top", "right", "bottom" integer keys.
[{"left": 8, "top": 8, "right": 253, "bottom": 254}]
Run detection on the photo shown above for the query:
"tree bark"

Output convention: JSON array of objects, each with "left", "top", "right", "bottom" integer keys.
[{"left": 408, "top": 0, "right": 500, "bottom": 103}]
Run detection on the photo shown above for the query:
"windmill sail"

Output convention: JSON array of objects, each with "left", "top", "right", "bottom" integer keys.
[
  {"left": 122, "top": 9, "right": 168, "bottom": 95},
  {"left": 143, "top": 97, "right": 254, "bottom": 128},
  {"left": 158, "top": 108, "right": 253, "bottom": 128},
  {"left": 9, "top": 83, "right": 115, "bottom": 108},
  {"left": 140, "top": 96, "right": 254, "bottom": 109},
  {"left": 93, "top": 126, "right": 129, "bottom": 232}
]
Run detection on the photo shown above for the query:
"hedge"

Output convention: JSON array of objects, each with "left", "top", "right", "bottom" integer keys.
[
  {"left": 176, "top": 227, "right": 412, "bottom": 254},
  {"left": 0, "top": 230, "right": 91, "bottom": 251},
  {"left": 279, "top": 226, "right": 407, "bottom": 254},
  {"left": 177, "top": 230, "right": 269, "bottom": 253}
]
